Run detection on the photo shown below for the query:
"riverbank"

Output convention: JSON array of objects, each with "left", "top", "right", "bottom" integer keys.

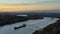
[
  {"left": 33, "top": 19, "right": 60, "bottom": 34},
  {"left": 0, "top": 15, "right": 29, "bottom": 26},
  {"left": 0, "top": 15, "right": 44, "bottom": 26},
  {"left": 0, "top": 17, "right": 58, "bottom": 34}
]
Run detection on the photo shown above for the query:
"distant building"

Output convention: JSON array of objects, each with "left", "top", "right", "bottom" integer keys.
[{"left": 16, "top": 15, "right": 28, "bottom": 17}]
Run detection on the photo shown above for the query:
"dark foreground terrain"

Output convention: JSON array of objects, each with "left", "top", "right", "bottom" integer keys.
[
  {"left": 33, "top": 19, "right": 60, "bottom": 34},
  {"left": 0, "top": 10, "right": 60, "bottom": 26},
  {"left": 0, "top": 14, "right": 44, "bottom": 26},
  {"left": 0, "top": 15, "right": 29, "bottom": 26}
]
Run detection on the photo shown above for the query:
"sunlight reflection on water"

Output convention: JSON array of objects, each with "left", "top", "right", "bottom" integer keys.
[{"left": 0, "top": 17, "right": 59, "bottom": 34}]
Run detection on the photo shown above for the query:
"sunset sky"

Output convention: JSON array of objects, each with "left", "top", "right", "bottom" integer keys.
[{"left": 0, "top": 0, "right": 60, "bottom": 12}]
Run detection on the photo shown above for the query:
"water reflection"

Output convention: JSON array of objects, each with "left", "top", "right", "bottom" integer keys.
[{"left": 0, "top": 17, "right": 59, "bottom": 34}]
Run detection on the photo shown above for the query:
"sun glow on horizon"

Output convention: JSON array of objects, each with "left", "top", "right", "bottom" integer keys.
[
  {"left": 0, "top": 4, "right": 59, "bottom": 12},
  {"left": 0, "top": 0, "right": 60, "bottom": 12}
]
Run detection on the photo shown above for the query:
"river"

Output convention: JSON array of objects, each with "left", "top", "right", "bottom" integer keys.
[{"left": 0, "top": 17, "right": 59, "bottom": 34}]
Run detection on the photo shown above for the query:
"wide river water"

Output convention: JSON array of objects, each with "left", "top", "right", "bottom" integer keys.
[{"left": 0, "top": 17, "right": 59, "bottom": 34}]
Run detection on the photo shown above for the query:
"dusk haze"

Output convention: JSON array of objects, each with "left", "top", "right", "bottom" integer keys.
[{"left": 0, "top": 0, "right": 60, "bottom": 12}]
